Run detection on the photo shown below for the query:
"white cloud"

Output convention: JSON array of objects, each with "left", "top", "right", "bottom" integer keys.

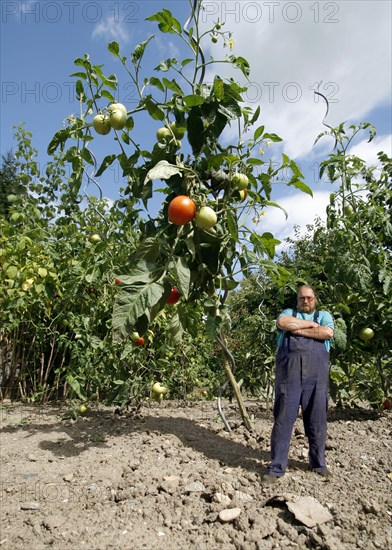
[
  {"left": 201, "top": 0, "right": 391, "bottom": 159},
  {"left": 349, "top": 134, "right": 392, "bottom": 166},
  {"left": 261, "top": 190, "right": 332, "bottom": 252},
  {"left": 154, "top": 34, "right": 181, "bottom": 60},
  {"left": 92, "top": 16, "right": 130, "bottom": 44}
]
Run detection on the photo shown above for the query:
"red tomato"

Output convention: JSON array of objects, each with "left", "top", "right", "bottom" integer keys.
[
  {"left": 383, "top": 398, "right": 391, "bottom": 410},
  {"left": 167, "top": 287, "right": 181, "bottom": 305},
  {"left": 114, "top": 279, "right": 122, "bottom": 285},
  {"left": 168, "top": 195, "right": 196, "bottom": 225},
  {"left": 134, "top": 337, "right": 145, "bottom": 346}
]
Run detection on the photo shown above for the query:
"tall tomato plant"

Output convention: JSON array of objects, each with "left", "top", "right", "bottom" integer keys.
[{"left": 48, "top": 0, "right": 309, "bottom": 427}]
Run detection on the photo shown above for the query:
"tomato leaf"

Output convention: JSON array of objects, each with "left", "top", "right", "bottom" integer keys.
[
  {"left": 144, "top": 160, "right": 182, "bottom": 184},
  {"left": 228, "top": 55, "right": 251, "bottom": 78},
  {"left": 264, "top": 200, "right": 288, "bottom": 219},
  {"left": 263, "top": 132, "right": 282, "bottom": 143},
  {"left": 47, "top": 128, "right": 71, "bottom": 154},
  {"left": 154, "top": 58, "right": 178, "bottom": 72},
  {"left": 112, "top": 281, "right": 166, "bottom": 343},
  {"left": 253, "top": 125, "right": 265, "bottom": 141},
  {"left": 226, "top": 210, "right": 238, "bottom": 242},
  {"left": 183, "top": 95, "right": 205, "bottom": 107},
  {"left": 149, "top": 77, "right": 165, "bottom": 92},
  {"left": 146, "top": 9, "right": 182, "bottom": 34},
  {"left": 99, "top": 90, "right": 115, "bottom": 103},
  {"left": 251, "top": 232, "right": 281, "bottom": 259},
  {"left": 212, "top": 76, "right": 225, "bottom": 100},
  {"left": 143, "top": 97, "right": 165, "bottom": 121},
  {"left": 162, "top": 78, "right": 183, "bottom": 94},
  {"left": 289, "top": 178, "right": 313, "bottom": 197},
  {"left": 108, "top": 41, "right": 120, "bottom": 56},
  {"left": 172, "top": 257, "right": 191, "bottom": 299},
  {"left": 181, "top": 58, "right": 193, "bottom": 68},
  {"left": 80, "top": 148, "right": 94, "bottom": 165}
]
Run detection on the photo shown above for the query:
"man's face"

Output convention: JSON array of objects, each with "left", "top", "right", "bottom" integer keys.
[{"left": 297, "top": 288, "right": 316, "bottom": 313}]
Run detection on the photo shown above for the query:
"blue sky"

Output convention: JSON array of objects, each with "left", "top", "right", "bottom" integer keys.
[{"left": 1, "top": 0, "right": 391, "bottom": 245}]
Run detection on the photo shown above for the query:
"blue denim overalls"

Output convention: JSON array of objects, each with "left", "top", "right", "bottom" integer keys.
[{"left": 268, "top": 310, "right": 330, "bottom": 476}]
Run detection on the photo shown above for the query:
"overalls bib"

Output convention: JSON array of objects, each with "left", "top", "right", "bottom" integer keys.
[{"left": 268, "top": 310, "right": 330, "bottom": 476}]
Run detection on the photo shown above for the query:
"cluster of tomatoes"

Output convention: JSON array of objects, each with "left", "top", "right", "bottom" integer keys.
[{"left": 167, "top": 171, "right": 249, "bottom": 229}]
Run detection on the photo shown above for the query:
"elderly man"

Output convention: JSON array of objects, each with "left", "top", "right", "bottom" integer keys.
[{"left": 264, "top": 285, "right": 334, "bottom": 482}]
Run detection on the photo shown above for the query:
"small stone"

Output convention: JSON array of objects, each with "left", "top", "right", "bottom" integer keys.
[
  {"left": 184, "top": 481, "right": 205, "bottom": 493},
  {"left": 21, "top": 502, "right": 40, "bottom": 510},
  {"left": 212, "top": 492, "right": 231, "bottom": 504},
  {"left": 32, "top": 522, "right": 42, "bottom": 536},
  {"left": 159, "top": 480, "right": 179, "bottom": 495},
  {"left": 63, "top": 473, "right": 73, "bottom": 482},
  {"left": 218, "top": 507, "right": 241, "bottom": 522},
  {"left": 124, "top": 499, "right": 141, "bottom": 507},
  {"left": 163, "top": 475, "right": 181, "bottom": 483},
  {"left": 234, "top": 490, "right": 253, "bottom": 503}
]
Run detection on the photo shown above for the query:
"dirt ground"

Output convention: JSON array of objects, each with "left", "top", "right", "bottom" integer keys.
[{"left": 0, "top": 398, "right": 391, "bottom": 550}]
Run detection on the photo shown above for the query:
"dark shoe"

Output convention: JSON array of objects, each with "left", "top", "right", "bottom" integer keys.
[
  {"left": 311, "top": 468, "right": 332, "bottom": 478},
  {"left": 262, "top": 474, "right": 281, "bottom": 484}
]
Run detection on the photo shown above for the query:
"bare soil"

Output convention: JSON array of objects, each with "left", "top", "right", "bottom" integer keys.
[{"left": 1, "top": 399, "right": 391, "bottom": 549}]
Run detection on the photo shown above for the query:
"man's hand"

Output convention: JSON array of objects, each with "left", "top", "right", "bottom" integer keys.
[{"left": 292, "top": 325, "right": 334, "bottom": 340}]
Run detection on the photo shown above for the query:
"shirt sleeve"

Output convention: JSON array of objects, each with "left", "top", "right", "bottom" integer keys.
[
  {"left": 320, "top": 311, "right": 335, "bottom": 330},
  {"left": 277, "top": 308, "right": 293, "bottom": 320}
]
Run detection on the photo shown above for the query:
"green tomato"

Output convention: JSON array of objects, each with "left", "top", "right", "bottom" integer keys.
[
  {"left": 156, "top": 127, "right": 171, "bottom": 142},
  {"left": 7, "top": 194, "right": 18, "bottom": 204},
  {"left": 232, "top": 172, "right": 249, "bottom": 190},
  {"left": 151, "top": 382, "right": 167, "bottom": 395},
  {"left": 130, "top": 331, "right": 141, "bottom": 343},
  {"left": 238, "top": 188, "right": 248, "bottom": 202},
  {"left": 108, "top": 103, "right": 127, "bottom": 130},
  {"left": 93, "top": 114, "right": 111, "bottom": 135},
  {"left": 152, "top": 392, "right": 164, "bottom": 403},
  {"left": 109, "top": 102, "right": 127, "bottom": 115},
  {"left": 359, "top": 327, "right": 374, "bottom": 342},
  {"left": 344, "top": 204, "right": 354, "bottom": 216},
  {"left": 195, "top": 206, "right": 218, "bottom": 230},
  {"left": 78, "top": 404, "right": 88, "bottom": 415},
  {"left": 89, "top": 234, "right": 101, "bottom": 244},
  {"left": 211, "top": 35, "right": 218, "bottom": 43},
  {"left": 170, "top": 122, "right": 186, "bottom": 139}
]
